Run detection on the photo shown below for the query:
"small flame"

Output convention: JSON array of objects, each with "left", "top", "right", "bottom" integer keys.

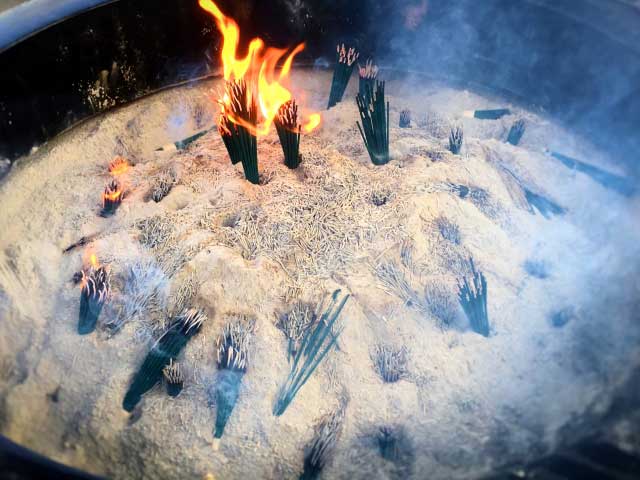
[
  {"left": 89, "top": 253, "right": 99, "bottom": 269},
  {"left": 108, "top": 156, "right": 130, "bottom": 176},
  {"left": 102, "top": 180, "right": 123, "bottom": 206},
  {"left": 199, "top": 0, "right": 321, "bottom": 136}
]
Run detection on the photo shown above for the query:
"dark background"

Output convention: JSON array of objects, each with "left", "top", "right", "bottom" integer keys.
[{"left": 0, "top": 0, "right": 638, "bottom": 173}]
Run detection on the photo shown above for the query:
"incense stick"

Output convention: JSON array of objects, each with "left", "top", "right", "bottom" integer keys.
[
  {"left": 356, "top": 81, "right": 390, "bottom": 165},
  {"left": 358, "top": 59, "right": 378, "bottom": 106}
]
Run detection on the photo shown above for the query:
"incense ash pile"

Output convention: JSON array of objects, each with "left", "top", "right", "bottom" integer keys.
[{"left": 0, "top": 68, "right": 638, "bottom": 480}]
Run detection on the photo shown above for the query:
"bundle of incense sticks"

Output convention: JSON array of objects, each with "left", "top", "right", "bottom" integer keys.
[
  {"left": 218, "top": 80, "right": 259, "bottom": 184},
  {"left": 327, "top": 44, "right": 359, "bottom": 109},
  {"left": 356, "top": 81, "right": 390, "bottom": 165},
  {"left": 507, "top": 119, "right": 526, "bottom": 145},
  {"left": 78, "top": 260, "right": 110, "bottom": 335},
  {"left": 358, "top": 59, "right": 379, "bottom": 106},
  {"left": 274, "top": 100, "right": 302, "bottom": 169}
]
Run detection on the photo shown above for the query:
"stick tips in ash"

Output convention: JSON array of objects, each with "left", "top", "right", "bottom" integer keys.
[
  {"left": 100, "top": 179, "right": 124, "bottom": 217},
  {"left": 78, "top": 253, "right": 110, "bottom": 335}
]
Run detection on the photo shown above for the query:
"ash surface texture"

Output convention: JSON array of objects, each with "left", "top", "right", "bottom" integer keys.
[{"left": 0, "top": 70, "right": 639, "bottom": 480}]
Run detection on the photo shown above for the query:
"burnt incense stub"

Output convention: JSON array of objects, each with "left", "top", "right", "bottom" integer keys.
[
  {"left": 100, "top": 179, "right": 124, "bottom": 217},
  {"left": 275, "top": 100, "right": 302, "bottom": 169},
  {"left": 78, "top": 263, "right": 111, "bottom": 335},
  {"left": 399, "top": 110, "right": 411, "bottom": 128}
]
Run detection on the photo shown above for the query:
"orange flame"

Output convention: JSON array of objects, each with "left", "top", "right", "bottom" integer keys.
[
  {"left": 108, "top": 156, "right": 130, "bottom": 176},
  {"left": 199, "top": 0, "right": 321, "bottom": 136},
  {"left": 102, "top": 181, "right": 123, "bottom": 206}
]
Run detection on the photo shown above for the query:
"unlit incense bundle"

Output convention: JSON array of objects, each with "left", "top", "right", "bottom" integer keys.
[
  {"left": 449, "top": 126, "right": 463, "bottom": 155},
  {"left": 274, "top": 100, "right": 302, "bottom": 169},
  {"left": 358, "top": 59, "right": 378, "bottom": 105},
  {"left": 218, "top": 80, "right": 259, "bottom": 184},
  {"left": 78, "top": 259, "right": 111, "bottom": 335},
  {"left": 122, "top": 308, "right": 206, "bottom": 412},
  {"left": 463, "top": 108, "right": 511, "bottom": 120},
  {"left": 457, "top": 258, "right": 489, "bottom": 337},
  {"left": 155, "top": 127, "right": 215, "bottom": 153},
  {"left": 399, "top": 110, "right": 411, "bottom": 128},
  {"left": 356, "top": 81, "right": 390, "bottom": 165},
  {"left": 100, "top": 179, "right": 123, "bottom": 217},
  {"left": 327, "top": 44, "right": 359, "bottom": 109},
  {"left": 507, "top": 119, "right": 526, "bottom": 145},
  {"left": 212, "top": 317, "right": 254, "bottom": 442}
]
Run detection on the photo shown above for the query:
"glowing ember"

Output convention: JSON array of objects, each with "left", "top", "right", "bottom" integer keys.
[
  {"left": 199, "top": 0, "right": 321, "bottom": 136},
  {"left": 108, "top": 156, "right": 130, "bottom": 175},
  {"left": 101, "top": 179, "right": 123, "bottom": 216}
]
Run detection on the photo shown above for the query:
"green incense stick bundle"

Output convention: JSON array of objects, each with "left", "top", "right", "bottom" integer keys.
[
  {"left": 327, "top": 44, "right": 359, "bottom": 109},
  {"left": 358, "top": 59, "right": 378, "bottom": 106},
  {"left": 457, "top": 258, "right": 489, "bottom": 337},
  {"left": 356, "top": 81, "right": 390, "bottom": 165},
  {"left": 274, "top": 100, "right": 302, "bottom": 169}
]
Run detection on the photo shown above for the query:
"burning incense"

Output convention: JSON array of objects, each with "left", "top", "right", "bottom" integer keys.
[
  {"left": 463, "top": 108, "right": 511, "bottom": 120},
  {"left": 356, "top": 81, "right": 390, "bottom": 165},
  {"left": 108, "top": 156, "right": 129, "bottom": 175},
  {"left": 399, "top": 110, "right": 411, "bottom": 128},
  {"left": 358, "top": 59, "right": 378, "bottom": 105},
  {"left": 78, "top": 255, "right": 110, "bottom": 335},
  {"left": 100, "top": 179, "right": 123, "bottom": 217},
  {"left": 457, "top": 258, "right": 489, "bottom": 337},
  {"left": 274, "top": 100, "right": 302, "bottom": 169},
  {"left": 448, "top": 126, "right": 463, "bottom": 155},
  {"left": 218, "top": 80, "right": 259, "bottom": 184},
  {"left": 212, "top": 317, "right": 254, "bottom": 444},
  {"left": 507, "top": 119, "right": 526, "bottom": 146},
  {"left": 163, "top": 359, "right": 184, "bottom": 397},
  {"left": 122, "top": 308, "right": 206, "bottom": 412},
  {"left": 327, "top": 44, "right": 359, "bottom": 109}
]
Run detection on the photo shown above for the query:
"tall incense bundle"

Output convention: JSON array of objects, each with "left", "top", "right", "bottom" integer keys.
[
  {"left": 212, "top": 317, "right": 254, "bottom": 445},
  {"left": 327, "top": 44, "right": 359, "bottom": 109},
  {"left": 356, "top": 81, "right": 390, "bottom": 165},
  {"left": 122, "top": 308, "right": 206, "bottom": 412},
  {"left": 274, "top": 100, "right": 302, "bottom": 169},
  {"left": 78, "top": 261, "right": 110, "bottom": 335},
  {"left": 358, "top": 59, "right": 379, "bottom": 106},
  {"left": 218, "top": 80, "right": 259, "bottom": 184}
]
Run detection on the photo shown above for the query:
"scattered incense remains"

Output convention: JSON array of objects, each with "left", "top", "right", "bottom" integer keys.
[
  {"left": 463, "top": 108, "right": 511, "bottom": 120},
  {"left": 218, "top": 80, "right": 259, "bottom": 184},
  {"left": 358, "top": 59, "right": 378, "bottom": 105},
  {"left": 356, "top": 81, "right": 390, "bottom": 165},
  {"left": 273, "top": 290, "right": 349, "bottom": 416},
  {"left": 150, "top": 169, "right": 176, "bottom": 203},
  {"left": 277, "top": 302, "right": 316, "bottom": 362},
  {"left": 108, "top": 155, "right": 129, "bottom": 175},
  {"left": 63, "top": 232, "right": 100, "bottom": 254},
  {"left": 448, "top": 126, "right": 463, "bottom": 155},
  {"left": 376, "top": 425, "right": 414, "bottom": 466},
  {"left": 122, "top": 308, "right": 206, "bottom": 412},
  {"left": 100, "top": 179, "right": 123, "bottom": 217},
  {"left": 274, "top": 100, "right": 302, "bottom": 169},
  {"left": 423, "top": 282, "right": 458, "bottom": 328},
  {"left": 327, "top": 44, "right": 359, "bottom": 109},
  {"left": 457, "top": 258, "right": 490, "bottom": 337},
  {"left": 524, "top": 188, "right": 566, "bottom": 219},
  {"left": 507, "top": 119, "right": 526, "bottom": 145},
  {"left": 78, "top": 260, "right": 111, "bottom": 335},
  {"left": 300, "top": 402, "right": 347, "bottom": 480},
  {"left": 435, "top": 215, "right": 461, "bottom": 245},
  {"left": 399, "top": 110, "right": 411, "bottom": 128},
  {"left": 163, "top": 359, "right": 184, "bottom": 397},
  {"left": 372, "top": 344, "right": 408, "bottom": 383},
  {"left": 547, "top": 150, "right": 636, "bottom": 197},
  {"left": 212, "top": 316, "right": 254, "bottom": 442}
]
